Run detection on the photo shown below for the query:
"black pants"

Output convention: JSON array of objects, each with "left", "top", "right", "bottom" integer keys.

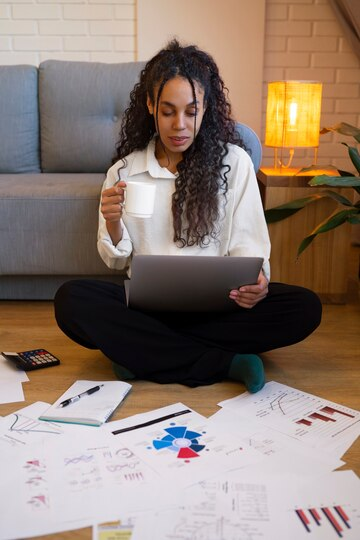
[{"left": 54, "top": 279, "right": 322, "bottom": 387}]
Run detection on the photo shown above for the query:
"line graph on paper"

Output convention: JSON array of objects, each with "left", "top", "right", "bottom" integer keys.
[
  {"left": 9, "top": 414, "right": 62, "bottom": 435},
  {"left": 224, "top": 382, "right": 360, "bottom": 446},
  {"left": 0, "top": 412, "right": 63, "bottom": 448}
]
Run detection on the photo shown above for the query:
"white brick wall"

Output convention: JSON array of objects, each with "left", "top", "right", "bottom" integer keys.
[
  {"left": 0, "top": 0, "right": 358, "bottom": 171},
  {"left": 263, "top": 0, "right": 360, "bottom": 171},
  {"left": 0, "top": 0, "right": 136, "bottom": 64}
]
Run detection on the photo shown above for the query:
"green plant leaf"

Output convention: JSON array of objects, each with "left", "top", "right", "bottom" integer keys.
[
  {"left": 299, "top": 164, "right": 338, "bottom": 173},
  {"left": 297, "top": 208, "right": 359, "bottom": 257},
  {"left": 309, "top": 188, "right": 354, "bottom": 206},
  {"left": 338, "top": 169, "right": 355, "bottom": 177},
  {"left": 264, "top": 195, "right": 325, "bottom": 223},
  {"left": 349, "top": 215, "right": 360, "bottom": 224},
  {"left": 308, "top": 175, "right": 360, "bottom": 188},
  {"left": 264, "top": 189, "right": 357, "bottom": 224},
  {"left": 342, "top": 144, "right": 360, "bottom": 175},
  {"left": 314, "top": 208, "right": 358, "bottom": 233},
  {"left": 297, "top": 235, "right": 316, "bottom": 256},
  {"left": 320, "top": 122, "right": 360, "bottom": 143}
]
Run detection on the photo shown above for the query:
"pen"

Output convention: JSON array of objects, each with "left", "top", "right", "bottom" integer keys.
[{"left": 59, "top": 384, "right": 104, "bottom": 408}]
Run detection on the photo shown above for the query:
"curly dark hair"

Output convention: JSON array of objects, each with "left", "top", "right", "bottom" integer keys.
[{"left": 114, "top": 39, "right": 244, "bottom": 247}]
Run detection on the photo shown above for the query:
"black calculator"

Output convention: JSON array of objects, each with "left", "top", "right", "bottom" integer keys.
[{"left": 1, "top": 349, "right": 61, "bottom": 371}]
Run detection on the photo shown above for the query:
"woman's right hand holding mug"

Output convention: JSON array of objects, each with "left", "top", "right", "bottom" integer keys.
[
  {"left": 101, "top": 180, "right": 126, "bottom": 245},
  {"left": 101, "top": 180, "right": 126, "bottom": 223}
]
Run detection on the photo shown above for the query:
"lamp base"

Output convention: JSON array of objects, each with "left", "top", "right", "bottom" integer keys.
[
  {"left": 272, "top": 147, "right": 319, "bottom": 171},
  {"left": 273, "top": 147, "right": 295, "bottom": 169}
]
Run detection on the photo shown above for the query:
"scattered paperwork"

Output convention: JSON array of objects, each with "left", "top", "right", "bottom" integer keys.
[{"left": 0, "top": 381, "right": 359, "bottom": 540}]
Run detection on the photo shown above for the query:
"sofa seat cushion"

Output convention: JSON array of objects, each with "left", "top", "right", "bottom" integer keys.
[
  {"left": 0, "top": 174, "right": 120, "bottom": 275},
  {"left": 0, "top": 66, "right": 40, "bottom": 173},
  {"left": 39, "top": 60, "right": 145, "bottom": 173}
]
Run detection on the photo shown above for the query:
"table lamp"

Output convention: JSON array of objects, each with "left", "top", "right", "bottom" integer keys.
[{"left": 265, "top": 80, "right": 322, "bottom": 171}]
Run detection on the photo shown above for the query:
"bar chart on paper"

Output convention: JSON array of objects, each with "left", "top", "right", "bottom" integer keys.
[
  {"left": 219, "top": 382, "right": 360, "bottom": 449},
  {"left": 288, "top": 471, "right": 360, "bottom": 539},
  {"left": 295, "top": 504, "right": 354, "bottom": 538}
]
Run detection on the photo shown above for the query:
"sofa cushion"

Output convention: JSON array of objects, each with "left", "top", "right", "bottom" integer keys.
[
  {"left": 0, "top": 65, "right": 40, "bottom": 173},
  {"left": 0, "top": 173, "right": 120, "bottom": 275},
  {"left": 39, "top": 60, "right": 145, "bottom": 173}
]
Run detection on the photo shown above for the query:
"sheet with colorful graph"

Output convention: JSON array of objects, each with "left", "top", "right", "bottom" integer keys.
[
  {"left": 286, "top": 470, "right": 360, "bottom": 539},
  {"left": 150, "top": 470, "right": 360, "bottom": 540},
  {"left": 0, "top": 401, "right": 97, "bottom": 451},
  {"left": 207, "top": 408, "right": 344, "bottom": 475},
  {"left": 105, "top": 402, "right": 264, "bottom": 488},
  {"left": 0, "top": 430, "right": 171, "bottom": 540},
  {"left": 218, "top": 381, "right": 360, "bottom": 452}
]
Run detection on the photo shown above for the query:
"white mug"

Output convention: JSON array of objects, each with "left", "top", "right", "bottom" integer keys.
[{"left": 124, "top": 181, "right": 156, "bottom": 218}]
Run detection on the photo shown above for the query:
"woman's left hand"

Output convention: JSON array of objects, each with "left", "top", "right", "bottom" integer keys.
[{"left": 229, "top": 271, "right": 269, "bottom": 309}]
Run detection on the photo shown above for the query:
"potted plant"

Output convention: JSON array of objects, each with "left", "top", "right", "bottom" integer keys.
[{"left": 264, "top": 123, "right": 360, "bottom": 257}]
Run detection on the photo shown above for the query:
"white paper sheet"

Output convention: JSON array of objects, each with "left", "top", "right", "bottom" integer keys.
[
  {"left": 0, "top": 354, "right": 29, "bottom": 404},
  {"left": 218, "top": 381, "right": 360, "bottom": 453},
  {"left": 207, "top": 408, "right": 344, "bottom": 474},
  {"left": 0, "top": 432, "right": 171, "bottom": 540},
  {"left": 146, "top": 471, "right": 289, "bottom": 539},
  {"left": 0, "top": 354, "right": 29, "bottom": 383},
  {"left": 284, "top": 470, "right": 360, "bottom": 539},
  {"left": 0, "top": 380, "right": 24, "bottom": 404},
  {"left": 91, "top": 470, "right": 360, "bottom": 540},
  {"left": 0, "top": 401, "right": 98, "bottom": 450},
  {"left": 105, "top": 402, "right": 264, "bottom": 488}
]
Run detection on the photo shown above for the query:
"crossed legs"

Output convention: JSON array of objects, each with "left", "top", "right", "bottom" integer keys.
[{"left": 54, "top": 279, "right": 322, "bottom": 389}]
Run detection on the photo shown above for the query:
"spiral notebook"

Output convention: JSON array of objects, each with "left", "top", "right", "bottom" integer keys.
[{"left": 39, "top": 380, "right": 132, "bottom": 426}]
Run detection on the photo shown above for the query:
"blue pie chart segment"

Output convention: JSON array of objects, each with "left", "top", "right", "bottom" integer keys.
[
  {"left": 164, "top": 426, "right": 187, "bottom": 438},
  {"left": 184, "top": 430, "right": 202, "bottom": 439},
  {"left": 152, "top": 425, "right": 207, "bottom": 459},
  {"left": 189, "top": 444, "right": 205, "bottom": 453},
  {"left": 153, "top": 439, "right": 174, "bottom": 450}
]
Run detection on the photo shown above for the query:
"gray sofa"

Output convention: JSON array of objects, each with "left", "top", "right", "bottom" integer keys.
[
  {"left": 0, "top": 60, "right": 145, "bottom": 299},
  {"left": 0, "top": 60, "right": 262, "bottom": 300}
]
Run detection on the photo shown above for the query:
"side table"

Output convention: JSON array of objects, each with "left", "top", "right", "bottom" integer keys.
[{"left": 257, "top": 168, "right": 351, "bottom": 303}]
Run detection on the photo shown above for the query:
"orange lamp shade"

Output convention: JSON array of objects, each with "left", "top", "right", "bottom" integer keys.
[{"left": 265, "top": 81, "right": 322, "bottom": 148}]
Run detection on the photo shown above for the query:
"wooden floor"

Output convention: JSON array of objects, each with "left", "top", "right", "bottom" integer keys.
[{"left": 1, "top": 246, "right": 359, "bottom": 540}]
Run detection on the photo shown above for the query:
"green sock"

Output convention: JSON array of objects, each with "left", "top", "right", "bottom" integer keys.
[
  {"left": 228, "top": 354, "right": 265, "bottom": 393},
  {"left": 112, "top": 362, "right": 136, "bottom": 381}
]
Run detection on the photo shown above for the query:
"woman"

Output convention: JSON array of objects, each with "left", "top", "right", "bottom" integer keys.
[{"left": 54, "top": 40, "right": 322, "bottom": 392}]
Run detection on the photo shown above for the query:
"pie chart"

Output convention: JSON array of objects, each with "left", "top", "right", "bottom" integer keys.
[{"left": 152, "top": 425, "right": 206, "bottom": 458}]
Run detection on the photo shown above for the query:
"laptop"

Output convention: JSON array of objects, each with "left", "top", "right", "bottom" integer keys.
[{"left": 124, "top": 255, "right": 264, "bottom": 312}]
